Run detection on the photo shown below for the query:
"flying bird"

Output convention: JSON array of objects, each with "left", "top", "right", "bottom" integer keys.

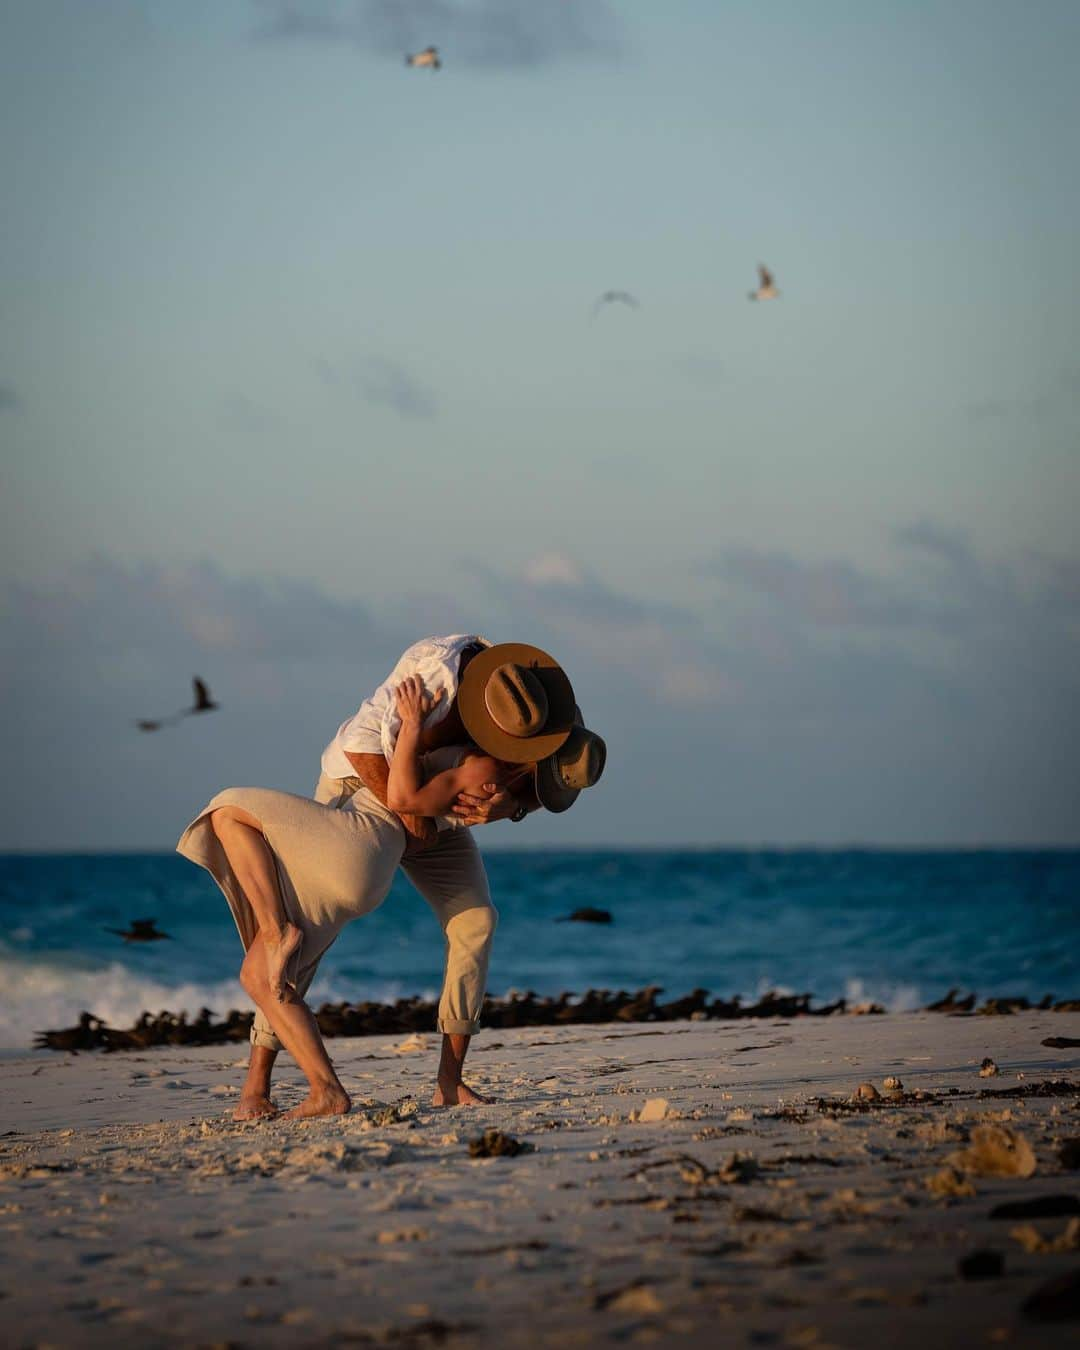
[
  {"left": 591, "top": 291, "right": 640, "bottom": 320},
  {"left": 406, "top": 46, "right": 441, "bottom": 70},
  {"left": 136, "top": 677, "right": 219, "bottom": 732},
  {"left": 106, "top": 919, "right": 171, "bottom": 943},
  {"left": 748, "top": 264, "right": 779, "bottom": 302}
]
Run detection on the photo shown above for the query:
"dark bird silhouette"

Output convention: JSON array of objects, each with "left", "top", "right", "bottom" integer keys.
[
  {"left": 136, "top": 676, "right": 218, "bottom": 732},
  {"left": 106, "top": 919, "right": 171, "bottom": 943},
  {"left": 35, "top": 1012, "right": 105, "bottom": 1052},
  {"left": 557, "top": 907, "right": 613, "bottom": 924},
  {"left": 190, "top": 677, "right": 217, "bottom": 714},
  {"left": 406, "top": 45, "right": 440, "bottom": 70},
  {"left": 591, "top": 290, "right": 640, "bottom": 320},
  {"left": 748, "top": 263, "right": 779, "bottom": 302}
]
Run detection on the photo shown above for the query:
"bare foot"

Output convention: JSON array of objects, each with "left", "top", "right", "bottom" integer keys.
[
  {"left": 264, "top": 922, "right": 302, "bottom": 1001},
  {"left": 233, "top": 1094, "right": 279, "bottom": 1121},
  {"left": 282, "top": 1086, "right": 351, "bottom": 1120},
  {"left": 432, "top": 1080, "right": 491, "bottom": 1107}
]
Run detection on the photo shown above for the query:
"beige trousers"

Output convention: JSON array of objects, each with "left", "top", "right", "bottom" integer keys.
[{"left": 310, "top": 773, "right": 497, "bottom": 1045}]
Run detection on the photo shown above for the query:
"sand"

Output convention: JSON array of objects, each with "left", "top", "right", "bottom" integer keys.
[{"left": 2, "top": 1012, "right": 1078, "bottom": 1348}]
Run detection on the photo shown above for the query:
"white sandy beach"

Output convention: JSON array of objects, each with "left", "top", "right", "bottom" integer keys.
[{"left": 2, "top": 1012, "right": 1079, "bottom": 1348}]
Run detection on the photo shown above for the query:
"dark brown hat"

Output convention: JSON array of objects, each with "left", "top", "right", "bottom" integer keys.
[
  {"left": 457, "top": 642, "right": 577, "bottom": 762},
  {"left": 533, "top": 723, "right": 607, "bottom": 813}
]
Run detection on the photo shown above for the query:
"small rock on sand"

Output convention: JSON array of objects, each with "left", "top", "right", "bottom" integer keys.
[
  {"left": 636, "top": 1098, "right": 670, "bottom": 1123},
  {"left": 980, "top": 1058, "right": 1000, "bottom": 1078},
  {"left": 852, "top": 1082, "right": 880, "bottom": 1101},
  {"left": 958, "top": 1249, "right": 1004, "bottom": 1280},
  {"left": 882, "top": 1076, "right": 903, "bottom": 1094},
  {"left": 947, "top": 1124, "right": 1036, "bottom": 1179}
]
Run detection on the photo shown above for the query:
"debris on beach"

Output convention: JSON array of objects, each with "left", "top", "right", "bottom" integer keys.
[
  {"left": 980, "top": 1058, "right": 1000, "bottom": 1077},
  {"left": 947, "top": 1124, "right": 1036, "bottom": 1179},
  {"left": 852, "top": 1082, "right": 881, "bottom": 1102},
  {"left": 926, "top": 1166, "right": 977, "bottom": 1198},
  {"left": 1043, "top": 1036, "right": 1080, "bottom": 1049},
  {"left": 593, "top": 1278, "right": 663, "bottom": 1314},
  {"left": 34, "top": 985, "right": 1080, "bottom": 1052},
  {"left": 1010, "top": 1218, "right": 1080, "bottom": 1254},
  {"left": 633, "top": 1098, "right": 671, "bottom": 1123},
  {"left": 882, "top": 1076, "right": 904, "bottom": 1094},
  {"left": 925, "top": 989, "right": 976, "bottom": 1013},
  {"left": 468, "top": 1130, "right": 532, "bottom": 1159},
  {"left": 958, "top": 1249, "right": 1004, "bottom": 1280}
]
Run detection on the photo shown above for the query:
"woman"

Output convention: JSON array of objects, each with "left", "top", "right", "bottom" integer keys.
[{"left": 176, "top": 676, "right": 538, "bottom": 1120}]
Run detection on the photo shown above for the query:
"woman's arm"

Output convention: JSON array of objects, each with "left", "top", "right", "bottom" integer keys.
[{"left": 387, "top": 677, "right": 502, "bottom": 817}]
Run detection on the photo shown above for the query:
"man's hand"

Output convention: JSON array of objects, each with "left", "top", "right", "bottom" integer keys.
[{"left": 451, "top": 783, "right": 519, "bottom": 827}]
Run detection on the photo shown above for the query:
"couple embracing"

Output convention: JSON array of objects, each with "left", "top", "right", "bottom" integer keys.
[{"left": 177, "top": 636, "right": 606, "bottom": 1120}]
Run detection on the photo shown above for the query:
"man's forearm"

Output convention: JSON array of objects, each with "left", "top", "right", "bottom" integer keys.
[{"left": 345, "top": 751, "right": 392, "bottom": 803}]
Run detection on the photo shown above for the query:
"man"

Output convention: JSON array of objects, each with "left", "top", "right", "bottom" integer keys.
[{"left": 234, "top": 636, "right": 552, "bottom": 1118}]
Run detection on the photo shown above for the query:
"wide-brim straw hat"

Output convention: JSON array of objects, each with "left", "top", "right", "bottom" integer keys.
[
  {"left": 458, "top": 642, "right": 577, "bottom": 763},
  {"left": 533, "top": 719, "right": 607, "bottom": 813}
]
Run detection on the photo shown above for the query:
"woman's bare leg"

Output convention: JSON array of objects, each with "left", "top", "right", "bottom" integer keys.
[
  {"left": 210, "top": 806, "right": 302, "bottom": 1000},
  {"left": 239, "top": 935, "right": 350, "bottom": 1119}
]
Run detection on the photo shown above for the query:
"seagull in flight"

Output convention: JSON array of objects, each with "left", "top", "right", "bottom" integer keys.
[
  {"left": 137, "top": 677, "right": 219, "bottom": 732},
  {"left": 591, "top": 291, "right": 640, "bottom": 320},
  {"left": 748, "top": 264, "right": 779, "bottom": 302},
  {"left": 105, "top": 919, "right": 171, "bottom": 943},
  {"left": 406, "top": 46, "right": 441, "bottom": 70}
]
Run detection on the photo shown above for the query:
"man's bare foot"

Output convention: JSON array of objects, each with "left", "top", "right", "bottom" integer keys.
[
  {"left": 233, "top": 1094, "right": 279, "bottom": 1121},
  {"left": 282, "top": 1086, "right": 351, "bottom": 1120},
  {"left": 264, "top": 922, "right": 302, "bottom": 1001},
  {"left": 432, "top": 1079, "right": 491, "bottom": 1107}
]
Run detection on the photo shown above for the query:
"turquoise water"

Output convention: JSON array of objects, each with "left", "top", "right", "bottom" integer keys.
[{"left": 1, "top": 849, "right": 1077, "bottom": 1048}]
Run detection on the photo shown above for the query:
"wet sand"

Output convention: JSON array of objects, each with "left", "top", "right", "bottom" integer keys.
[{"left": 2, "top": 1012, "right": 1078, "bottom": 1348}]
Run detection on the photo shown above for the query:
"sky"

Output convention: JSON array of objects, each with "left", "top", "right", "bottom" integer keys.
[{"left": 1, "top": 0, "right": 1078, "bottom": 850}]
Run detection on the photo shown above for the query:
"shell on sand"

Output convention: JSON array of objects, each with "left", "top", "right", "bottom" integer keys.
[{"left": 947, "top": 1124, "right": 1036, "bottom": 1178}]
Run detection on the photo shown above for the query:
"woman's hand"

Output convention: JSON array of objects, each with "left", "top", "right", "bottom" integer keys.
[{"left": 394, "top": 675, "right": 444, "bottom": 727}]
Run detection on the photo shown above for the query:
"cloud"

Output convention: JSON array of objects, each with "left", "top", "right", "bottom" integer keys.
[
  {"left": 711, "top": 547, "right": 924, "bottom": 629},
  {"left": 319, "top": 355, "right": 438, "bottom": 420},
  {"left": 250, "top": 0, "right": 624, "bottom": 69},
  {"left": 0, "top": 383, "right": 19, "bottom": 411}
]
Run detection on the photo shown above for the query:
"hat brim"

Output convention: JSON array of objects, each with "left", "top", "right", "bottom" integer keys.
[
  {"left": 533, "top": 755, "right": 580, "bottom": 813},
  {"left": 457, "top": 642, "right": 576, "bottom": 763}
]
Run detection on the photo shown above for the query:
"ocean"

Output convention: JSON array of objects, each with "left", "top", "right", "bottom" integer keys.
[{"left": 1, "top": 849, "right": 1077, "bottom": 1050}]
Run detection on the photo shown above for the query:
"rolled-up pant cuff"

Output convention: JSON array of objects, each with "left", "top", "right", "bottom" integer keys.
[
  {"left": 438, "top": 1017, "right": 481, "bottom": 1036},
  {"left": 251, "top": 1026, "right": 283, "bottom": 1051}
]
